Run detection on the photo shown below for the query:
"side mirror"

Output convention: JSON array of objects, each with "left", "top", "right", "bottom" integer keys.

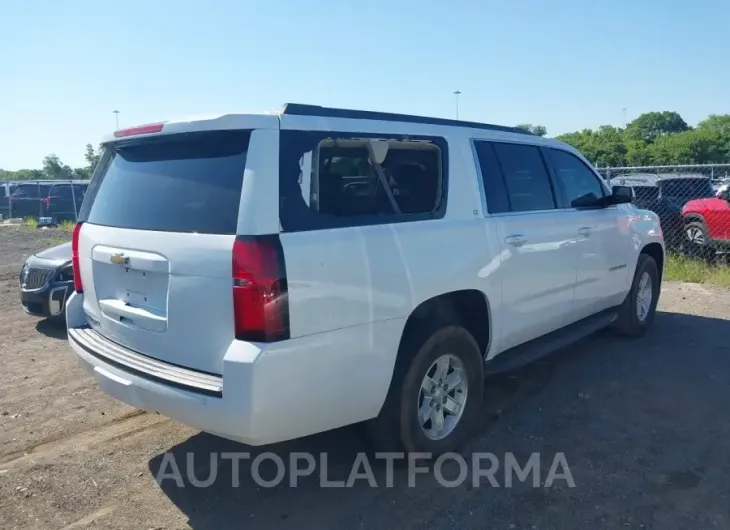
[{"left": 607, "top": 185, "right": 634, "bottom": 205}]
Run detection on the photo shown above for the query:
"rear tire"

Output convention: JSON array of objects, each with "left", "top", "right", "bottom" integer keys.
[
  {"left": 365, "top": 324, "right": 484, "bottom": 456},
  {"left": 612, "top": 254, "right": 660, "bottom": 337}
]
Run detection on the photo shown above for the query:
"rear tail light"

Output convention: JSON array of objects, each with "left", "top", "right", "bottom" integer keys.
[
  {"left": 42, "top": 197, "right": 51, "bottom": 207},
  {"left": 232, "top": 235, "right": 290, "bottom": 342},
  {"left": 72, "top": 222, "right": 83, "bottom": 293}
]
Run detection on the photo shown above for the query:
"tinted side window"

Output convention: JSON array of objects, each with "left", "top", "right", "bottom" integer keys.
[
  {"left": 548, "top": 149, "right": 606, "bottom": 208},
  {"left": 50, "top": 185, "right": 73, "bottom": 198},
  {"left": 492, "top": 143, "right": 556, "bottom": 212},
  {"left": 73, "top": 184, "right": 87, "bottom": 199},
  {"left": 661, "top": 178, "right": 714, "bottom": 199},
  {"left": 279, "top": 131, "right": 446, "bottom": 232},
  {"left": 473, "top": 141, "right": 509, "bottom": 214},
  {"left": 12, "top": 184, "right": 50, "bottom": 199}
]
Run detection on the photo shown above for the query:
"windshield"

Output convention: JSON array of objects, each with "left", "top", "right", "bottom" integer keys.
[{"left": 82, "top": 130, "right": 250, "bottom": 234}]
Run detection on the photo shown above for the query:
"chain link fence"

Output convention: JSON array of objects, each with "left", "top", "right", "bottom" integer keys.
[
  {"left": 0, "top": 179, "right": 89, "bottom": 224},
  {"left": 597, "top": 164, "right": 730, "bottom": 259}
]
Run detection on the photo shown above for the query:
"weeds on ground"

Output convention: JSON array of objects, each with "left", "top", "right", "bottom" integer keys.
[
  {"left": 21, "top": 217, "right": 74, "bottom": 231},
  {"left": 665, "top": 253, "right": 730, "bottom": 287}
]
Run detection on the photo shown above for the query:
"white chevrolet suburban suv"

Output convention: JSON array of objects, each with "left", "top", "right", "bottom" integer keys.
[{"left": 66, "top": 103, "right": 664, "bottom": 455}]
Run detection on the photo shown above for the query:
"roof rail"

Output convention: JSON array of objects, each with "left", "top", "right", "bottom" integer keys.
[{"left": 277, "top": 103, "right": 533, "bottom": 135}]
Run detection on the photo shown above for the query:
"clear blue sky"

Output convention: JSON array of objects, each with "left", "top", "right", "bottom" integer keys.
[{"left": 2, "top": 0, "right": 729, "bottom": 170}]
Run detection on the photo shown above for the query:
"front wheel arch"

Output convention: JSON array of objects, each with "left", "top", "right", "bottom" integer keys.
[
  {"left": 640, "top": 242, "right": 664, "bottom": 284},
  {"left": 683, "top": 214, "right": 709, "bottom": 237},
  {"left": 683, "top": 213, "right": 707, "bottom": 224}
]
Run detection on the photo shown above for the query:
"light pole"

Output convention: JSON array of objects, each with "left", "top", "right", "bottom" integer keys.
[
  {"left": 454, "top": 90, "right": 461, "bottom": 120},
  {"left": 113, "top": 110, "right": 120, "bottom": 130}
]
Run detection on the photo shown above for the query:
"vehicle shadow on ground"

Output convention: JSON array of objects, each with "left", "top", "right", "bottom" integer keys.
[
  {"left": 35, "top": 318, "right": 67, "bottom": 340},
  {"left": 148, "top": 311, "right": 730, "bottom": 530}
]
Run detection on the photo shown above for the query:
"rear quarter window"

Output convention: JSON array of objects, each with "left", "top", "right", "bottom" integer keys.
[
  {"left": 278, "top": 130, "right": 447, "bottom": 232},
  {"left": 81, "top": 130, "right": 250, "bottom": 234}
]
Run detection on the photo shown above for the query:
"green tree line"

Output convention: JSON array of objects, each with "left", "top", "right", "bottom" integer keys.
[
  {"left": 0, "top": 144, "right": 101, "bottom": 181},
  {"left": 516, "top": 112, "right": 730, "bottom": 168}
]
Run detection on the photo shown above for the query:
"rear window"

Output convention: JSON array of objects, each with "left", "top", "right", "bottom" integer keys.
[
  {"left": 83, "top": 131, "right": 250, "bottom": 234},
  {"left": 660, "top": 178, "right": 714, "bottom": 199}
]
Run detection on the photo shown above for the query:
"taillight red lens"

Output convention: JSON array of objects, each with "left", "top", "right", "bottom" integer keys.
[
  {"left": 72, "top": 222, "right": 83, "bottom": 293},
  {"left": 42, "top": 197, "right": 51, "bottom": 207},
  {"left": 113, "top": 122, "right": 165, "bottom": 138},
  {"left": 232, "top": 235, "right": 289, "bottom": 342}
]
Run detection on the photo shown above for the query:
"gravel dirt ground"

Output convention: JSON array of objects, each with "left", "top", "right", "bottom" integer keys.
[{"left": 1, "top": 227, "right": 730, "bottom": 530}]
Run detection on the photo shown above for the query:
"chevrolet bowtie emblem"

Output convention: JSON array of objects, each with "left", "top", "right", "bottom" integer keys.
[{"left": 110, "top": 253, "right": 129, "bottom": 265}]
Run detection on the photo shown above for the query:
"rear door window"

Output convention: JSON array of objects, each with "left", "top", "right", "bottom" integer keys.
[
  {"left": 491, "top": 142, "right": 557, "bottom": 212},
  {"left": 82, "top": 131, "right": 250, "bottom": 234}
]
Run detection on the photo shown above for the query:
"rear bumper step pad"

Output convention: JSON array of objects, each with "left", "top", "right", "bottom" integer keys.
[{"left": 68, "top": 326, "right": 223, "bottom": 396}]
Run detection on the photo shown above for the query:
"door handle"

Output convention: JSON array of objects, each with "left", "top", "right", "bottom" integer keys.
[
  {"left": 578, "top": 226, "right": 594, "bottom": 237},
  {"left": 505, "top": 234, "right": 527, "bottom": 247}
]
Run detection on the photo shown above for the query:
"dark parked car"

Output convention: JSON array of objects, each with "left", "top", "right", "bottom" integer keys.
[
  {"left": 19, "top": 242, "right": 74, "bottom": 322},
  {"left": 1, "top": 182, "right": 17, "bottom": 219},
  {"left": 610, "top": 173, "right": 715, "bottom": 248},
  {"left": 9, "top": 182, "right": 87, "bottom": 221}
]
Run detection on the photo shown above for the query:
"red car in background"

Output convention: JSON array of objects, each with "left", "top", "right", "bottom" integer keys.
[{"left": 682, "top": 185, "right": 730, "bottom": 258}]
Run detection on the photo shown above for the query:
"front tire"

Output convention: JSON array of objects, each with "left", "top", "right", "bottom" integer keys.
[
  {"left": 612, "top": 254, "right": 660, "bottom": 337},
  {"left": 366, "top": 325, "right": 484, "bottom": 455},
  {"left": 684, "top": 221, "right": 714, "bottom": 261}
]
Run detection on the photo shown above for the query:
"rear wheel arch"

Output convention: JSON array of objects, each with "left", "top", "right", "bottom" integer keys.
[
  {"left": 379, "top": 289, "right": 491, "bottom": 410},
  {"left": 398, "top": 290, "right": 491, "bottom": 362},
  {"left": 366, "top": 289, "right": 490, "bottom": 453}
]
